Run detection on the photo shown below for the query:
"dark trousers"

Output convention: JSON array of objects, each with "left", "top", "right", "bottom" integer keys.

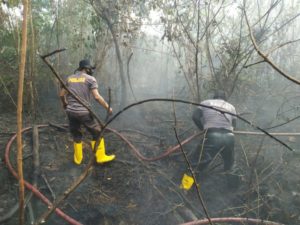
[
  {"left": 66, "top": 111, "right": 101, "bottom": 143},
  {"left": 194, "top": 129, "right": 235, "bottom": 171}
]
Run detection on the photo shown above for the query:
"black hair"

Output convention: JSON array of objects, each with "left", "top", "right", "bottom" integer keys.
[{"left": 213, "top": 90, "right": 227, "bottom": 100}]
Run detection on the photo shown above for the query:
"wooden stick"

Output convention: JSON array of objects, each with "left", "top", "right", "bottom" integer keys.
[
  {"left": 180, "top": 217, "right": 284, "bottom": 225},
  {"left": 235, "top": 131, "right": 300, "bottom": 136},
  {"left": 41, "top": 174, "right": 56, "bottom": 201},
  {"left": 32, "top": 126, "right": 40, "bottom": 184}
]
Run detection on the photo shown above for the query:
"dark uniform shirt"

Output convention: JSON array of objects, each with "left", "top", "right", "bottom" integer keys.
[{"left": 65, "top": 72, "right": 98, "bottom": 113}]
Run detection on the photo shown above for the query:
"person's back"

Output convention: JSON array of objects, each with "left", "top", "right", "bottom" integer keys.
[
  {"left": 192, "top": 90, "right": 237, "bottom": 171},
  {"left": 200, "top": 98, "right": 236, "bottom": 131},
  {"left": 65, "top": 72, "right": 98, "bottom": 113}
]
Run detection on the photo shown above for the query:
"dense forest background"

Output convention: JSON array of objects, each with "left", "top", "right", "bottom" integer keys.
[{"left": 1, "top": 0, "right": 300, "bottom": 225}]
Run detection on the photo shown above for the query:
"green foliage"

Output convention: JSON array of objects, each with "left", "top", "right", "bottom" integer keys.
[{"left": 0, "top": 3, "right": 20, "bottom": 109}]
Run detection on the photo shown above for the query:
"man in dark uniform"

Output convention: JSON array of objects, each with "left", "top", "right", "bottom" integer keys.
[
  {"left": 60, "top": 59, "right": 115, "bottom": 165},
  {"left": 181, "top": 90, "right": 237, "bottom": 190}
]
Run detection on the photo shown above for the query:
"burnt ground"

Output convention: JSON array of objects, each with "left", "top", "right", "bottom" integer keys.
[{"left": 1, "top": 108, "right": 300, "bottom": 225}]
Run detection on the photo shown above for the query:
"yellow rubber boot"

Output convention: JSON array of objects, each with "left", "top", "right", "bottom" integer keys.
[
  {"left": 91, "top": 138, "right": 115, "bottom": 164},
  {"left": 73, "top": 142, "right": 83, "bottom": 165},
  {"left": 180, "top": 173, "right": 194, "bottom": 190}
]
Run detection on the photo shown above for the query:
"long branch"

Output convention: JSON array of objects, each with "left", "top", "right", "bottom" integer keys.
[
  {"left": 244, "top": 8, "right": 300, "bottom": 85},
  {"left": 180, "top": 217, "right": 284, "bottom": 225}
]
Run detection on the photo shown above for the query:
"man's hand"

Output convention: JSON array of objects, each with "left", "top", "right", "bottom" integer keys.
[
  {"left": 108, "top": 107, "right": 113, "bottom": 115},
  {"left": 92, "top": 89, "right": 113, "bottom": 113},
  {"left": 60, "top": 89, "right": 68, "bottom": 110}
]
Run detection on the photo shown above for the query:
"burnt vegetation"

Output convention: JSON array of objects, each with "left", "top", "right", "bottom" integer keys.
[{"left": 1, "top": 0, "right": 300, "bottom": 225}]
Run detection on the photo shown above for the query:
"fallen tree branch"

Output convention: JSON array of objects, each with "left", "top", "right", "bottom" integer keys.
[
  {"left": 32, "top": 126, "right": 40, "bottom": 186},
  {"left": 180, "top": 217, "right": 285, "bottom": 225},
  {"left": 41, "top": 174, "right": 56, "bottom": 201},
  {"left": 235, "top": 131, "right": 300, "bottom": 136}
]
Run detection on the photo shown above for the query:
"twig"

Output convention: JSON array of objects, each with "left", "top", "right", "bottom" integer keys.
[
  {"left": 235, "top": 131, "right": 300, "bottom": 136},
  {"left": 243, "top": 7, "right": 300, "bottom": 85},
  {"left": 0, "top": 132, "right": 17, "bottom": 136},
  {"left": 0, "top": 74, "right": 17, "bottom": 107},
  {"left": 53, "top": 136, "right": 59, "bottom": 151},
  {"left": 126, "top": 52, "right": 137, "bottom": 101},
  {"left": 40, "top": 48, "right": 67, "bottom": 59},
  {"left": 66, "top": 203, "right": 78, "bottom": 213},
  {"left": 27, "top": 200, "right": 35, "bottom": 225},
  {"left": 48, "top": 122, "right": 68, "bottom": 132},
  {"left": 204, "top": 146, "right": 224, "bottom": 171},
  {"left": 243, "top": 60, "right": 265, "bottom": 68},
  {"left": 197, "top": 130, "right": 207, "bottom": 167},
  {"left": 32, "top": 126, "right": 40, "bottom": 185},
  {"left": 238, "top": 139, "right": 250, "bottom": 168},
  {"left": 263, "top": 115, "right": 300, "bottom": 130},
  {"left": 41, "top": 174, "right": 56, "bottom": 201},
  {"left": 180, "top": 217, "right": 285, "bottom": 225},
  {"left": 265, "top": 38, "right": 300, "bottom": 55}
]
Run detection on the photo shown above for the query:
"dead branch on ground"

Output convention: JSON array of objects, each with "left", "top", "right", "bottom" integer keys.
[{"left": 180, "top": 216, "right": 285, "bottom": 225}]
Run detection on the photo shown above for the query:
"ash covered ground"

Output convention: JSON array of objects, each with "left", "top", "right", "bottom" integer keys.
[{"left": 0, "top": 105, "right": 300, "bottom": 225}]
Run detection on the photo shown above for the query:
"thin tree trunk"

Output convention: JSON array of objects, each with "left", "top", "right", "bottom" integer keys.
[
  {"left": 102, "top": 10, "right": 127, "bottom": 107},
  {"left": 29, "top": 1, "right": 37, "bottom": 121},
  {"left": 17, "top": 0, "right": 29, "bottom": 224},
  {"left": 195, "top": 0, "right": 201, "bottom": 102}
]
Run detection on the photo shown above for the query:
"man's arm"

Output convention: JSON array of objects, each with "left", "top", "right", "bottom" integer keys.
[
  {"left": 91, "top": 89, "right": 112, "bottom": 114},
  {"left": 232, "top": 106, "right": 237, "bottom": 129},
  {"left": 59, "top": 88, "right": 68, "bottom": 109},
  {"left": 192, "top": 107, "right": 203, "bottom": 130},
  {"left": 232, "top": 117, "right": 237, "bottom": 129}
]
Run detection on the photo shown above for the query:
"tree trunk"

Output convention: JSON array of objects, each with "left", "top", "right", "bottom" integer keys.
[
  {"left": 17, "top": 0, "right": 29, "bottom": 224},
  {"left": 29, "top": 1, "right": 37, "bottom": 121},
  {"left": 101, "top": 10, "right": 127, "bottom": 108}
]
